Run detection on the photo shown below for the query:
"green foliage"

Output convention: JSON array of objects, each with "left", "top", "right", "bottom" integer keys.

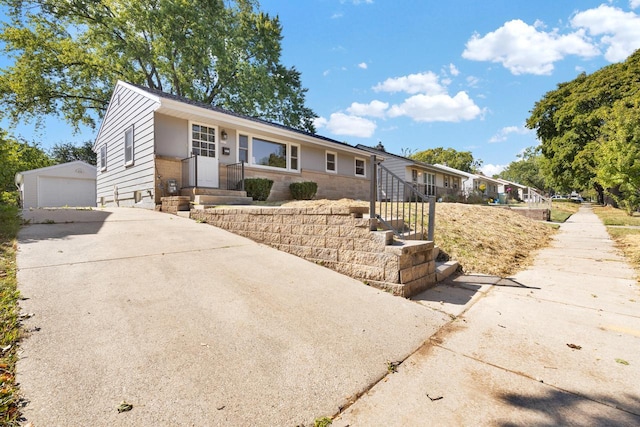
[
  {"left": 314, "top": 417, "right": 332, "bottom": 427},
  {"left": 244, "top": 178, "right": 273, "bottom": 201},
  {"left": 49, "top": 141, "right": 96, "bottom": 165},
  {"left": 596, "top": 96, "right": 640, "bottom": 215},
  {"left": 289, "top": 181, "right": 317, "bottom": 200},
  {"left": 527, "top": 48, "right": 640, "bottom": 200},
  {"left": 0, "top": 129, "right": 53, "bottom": 206},
  {"left": 498, "top": 146, "right": 547, "bottom": 191},
  {"left": 0, "top": 203, "right": 22, "bottom": 425},
  {"left": 410, "top": 147, "right": 482, "bottom": 173},
  {"left": 0, "top": 0, "right": 317, "bottom": 132}
]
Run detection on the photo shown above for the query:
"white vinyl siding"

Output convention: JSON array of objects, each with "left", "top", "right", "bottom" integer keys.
[{"left": 94, "top": 83, "right": 158, "bottom": 207}]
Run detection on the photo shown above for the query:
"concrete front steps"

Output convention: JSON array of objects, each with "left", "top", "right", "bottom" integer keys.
[
  {"left": 374, "top": 215, "right": 460, "bottom": 284},
  {"left": 180, "top": 188, "right": 253, "bottom": 208}
]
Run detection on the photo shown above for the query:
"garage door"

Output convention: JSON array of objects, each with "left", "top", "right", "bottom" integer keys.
[{"left": 38, "top": 176, "right": 96, "bottom": 208}]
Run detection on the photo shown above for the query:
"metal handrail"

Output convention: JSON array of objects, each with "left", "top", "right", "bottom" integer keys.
[
  {"left": 369, "top": 155, "right": 435, "bottom": 241},
  {"left": 181, "top": 154, "right": 197, "bottom": 188},
  {"left": 226, "top": 161, "right": 245, "bottom": 191}
]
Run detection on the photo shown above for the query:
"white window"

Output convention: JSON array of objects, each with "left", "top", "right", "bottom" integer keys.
[
  {"left": 124, "top": 126, "right": 134, "bottom": 166},
  {"left": 239, "top": 134, "right": 249, "bottom": 163},
  {"left": 425, "top": 173, "right": 436, "bottom": 196},
  {"left": 240, "top": 134, "right": 300, "bottom": 172},
  {"left": 444, "top": 175, "right": 450, "bottom": 188},
  {"left": 355, "top": 158, "right": 366, "bottom": 177},
  {"left": 191, "top": 124, "right": 216, "bottom": 157},
  {"left": 290, "top": 144, "right": 299, "bottom": 171},
  {"left": 99, "top": 145, "right": 107, "bottom": 171},
  {"left": 411, "top": 169, "right": 418, "bottom": 182},
  {"left": 326, "top": 151, "right": 337, "bottom": 173},
  {"left": 453, "top": 178, "right": 459, "bottom": 190}
]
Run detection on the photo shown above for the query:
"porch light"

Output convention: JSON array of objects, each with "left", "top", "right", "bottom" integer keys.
[{"left": 221, "top": 129, "right": 228, "bottom": 141}]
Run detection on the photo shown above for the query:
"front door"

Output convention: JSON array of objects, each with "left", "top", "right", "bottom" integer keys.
[{"left": 191, "top": 123, "right": 219, "bottom": 188}]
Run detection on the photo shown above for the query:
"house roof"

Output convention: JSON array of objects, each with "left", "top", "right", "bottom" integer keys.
[
  {"left": 355, "top": 144, "right": 467, "bottom": 178},
  {"left": 102, "top": 81, "right": 375, "bottom": 157},
  {"left": 434, "top": 163, "right": 503, "bottom": 185},
  {"left": 496, "top": 178, "right": 527, "bottom": 189},
  {"left": 15, "top": 161, "right": 96, "bottom": 185}
]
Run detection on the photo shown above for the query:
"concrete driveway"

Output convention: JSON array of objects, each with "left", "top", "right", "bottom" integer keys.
[{"left": 16, "top": 208, "right": 449, "bottom": 426}]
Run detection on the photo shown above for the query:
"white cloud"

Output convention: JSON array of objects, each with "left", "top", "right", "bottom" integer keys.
[
  {"left": 314, "top": 113, "right": 376, "bottom": 137},
  {"left": 346, "top": 100, "right": 389, "bottom": 118},
  {"left": 331, "top": 12, "right": 343, "bottom": 19},
  {"left": 466, "top": 75, "right": 480, "bottom": 87},
  {"left": 449, "top": 63, "right": 460, "bottom": 76},
  {"left": 358, "top": 62, "right": 368, "bottom": 69},
  {"left": 631, "top": 0, "right": 640, "bottom": 9},
  {"left": 373, "top": 71, "right": 447, "bottom": 95},
  {"left": 481, "top": 164, "right": 507, "bottom": 176},
  {"left": 462, "top": 19, "right": 599, "bottom": 75},
  {"left": 387, "top": 91, "right": 483, "bottom": 122},
  {"left": 489, "top": 125, "right": 532, "bottom": 143},
  {"left": 571, "top": 5, "right": 640, "bottom": 62}
]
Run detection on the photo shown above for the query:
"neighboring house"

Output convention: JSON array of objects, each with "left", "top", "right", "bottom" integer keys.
[
  {"left": 496, "top": 178, "right": 527, "bottom": 201},
  {"left": 93, "top": 81, "right": 376, "bottom": 208},
  {"left": 434, "top": 164, "right": 502, "bottom": 201},
  {"left": 15, "top": 161, "right": 97, "bottom": 209},
  {"left": 356, "top": 144, "right": 467, "bottom": 201}
]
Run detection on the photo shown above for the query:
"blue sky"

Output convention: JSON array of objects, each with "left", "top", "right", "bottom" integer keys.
[{"left": 3, "top": 1, "right": 640, "bottom": 175}]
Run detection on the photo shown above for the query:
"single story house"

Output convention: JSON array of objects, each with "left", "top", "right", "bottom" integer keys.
[
  {"left": 93, "top": 81, "right": 377, "bottom": 208},
  {"left": 356, "top": 144, "right": 467, "bottom": 201},
  {"left": 433, "top": 164, "right": 502, "bottom": 201},
  {"left": 15, "top": 161, "right": 97, "bottom": 209},
  {"left": 496, "top": 178, "right": 528, "bottom": 201}
]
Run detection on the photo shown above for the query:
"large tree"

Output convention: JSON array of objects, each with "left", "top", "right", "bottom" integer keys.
[
  {"left": 0, "top": 0, "right": 316, "bottom": 132},
  {"left": 498, "top": 146, "right": 546, "bottom": 191},
  {"left": 0, "top": 129, "right": 52, "bottom": 205},
  {"left": 526, "top": 49, "right": 640, "bottom": 203},
  {"left": 596, "top": 95, "right": 640, "bottom": 213},
  {"left": 410, "top": 147, "right": 482, "bottom": 173},
  {"left": 49, "top": 141, "right": 97, "bottom": 166}
]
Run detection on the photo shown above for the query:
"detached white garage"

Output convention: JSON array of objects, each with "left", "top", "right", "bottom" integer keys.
[{"left": 15, "top": 161, "right": 97, "bottom": 209}]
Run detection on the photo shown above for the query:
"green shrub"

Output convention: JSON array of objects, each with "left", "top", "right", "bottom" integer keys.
[
  {"left": 289, "top": 181, "right": 318, "bottom": 200},
  {"left": 244, "top": 178, "right": 274, "bottom": 201}
]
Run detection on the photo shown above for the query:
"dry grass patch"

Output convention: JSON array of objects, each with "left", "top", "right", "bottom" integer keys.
[
  {"left": 593, "top": 205, "right": 640, "bottom": 279},
  {"left": 434, "top": 204, "right": 555, "bottom": 276},
  {"left": 282, "top": 199, "right": 556, "bottom": 277},
  {"left": 593, "top": 205, "right": 640, "bottom": 226}
]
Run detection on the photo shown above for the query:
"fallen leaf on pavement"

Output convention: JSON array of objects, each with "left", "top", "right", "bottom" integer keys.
[
  {"left": 117, "top": 401, "right": 133, "bottom": 413},
  {"left": 615, "top": 358, "right": 629, "bottom": 365},
  {"left": 567, "top": 343, "right": 582, "bottom": 350},
  {"left": 427, "top": 394, "right": 443, "bottom": 401}
]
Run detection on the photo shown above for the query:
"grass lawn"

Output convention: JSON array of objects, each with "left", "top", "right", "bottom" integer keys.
[
  {"left": 0, "top": 204, "right": 22, "bottom": 425},
  {"left": 594, "top": 205, "right": 640, "bottom": 277},
  {"left": 551, "top": 201, "right": 581, "bottom": 223}
]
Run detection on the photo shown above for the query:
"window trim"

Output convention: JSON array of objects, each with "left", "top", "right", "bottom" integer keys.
[
  {"left": 189, "top": 121, "right": 217, "bottom": 158},
  {"left": 124, "top": 125, "right": 134, "bottom": 167},
  {"left": 326, "top": 151, "right": 337, "bottom": 174},
  {"left": 99, "top": 145, "right": 107, "bottom": 171},
  {"left": 238, "top": 133, "right": 300, "bottom": 172},
  {"left": 355, "top": 157, "right": 366, "bottom": 177},
  {"left": 238, "top": 134, "right": 249, "bottom": 164}
]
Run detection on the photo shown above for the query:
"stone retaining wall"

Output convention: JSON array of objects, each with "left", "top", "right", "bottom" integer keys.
[
  {"left": 511, "top": 207, "right": 551, "bottom": 221},
  {"left": 190, "top": 206, "right": 435, "bottom": 297}
]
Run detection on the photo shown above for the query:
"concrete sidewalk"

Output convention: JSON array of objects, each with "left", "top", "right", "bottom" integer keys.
[
  {"left": 16, "top": 208, "right": 451, "bottom": 426},
  {"left": 334, "top": 204, "right": 640, "bottom": 426}
]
